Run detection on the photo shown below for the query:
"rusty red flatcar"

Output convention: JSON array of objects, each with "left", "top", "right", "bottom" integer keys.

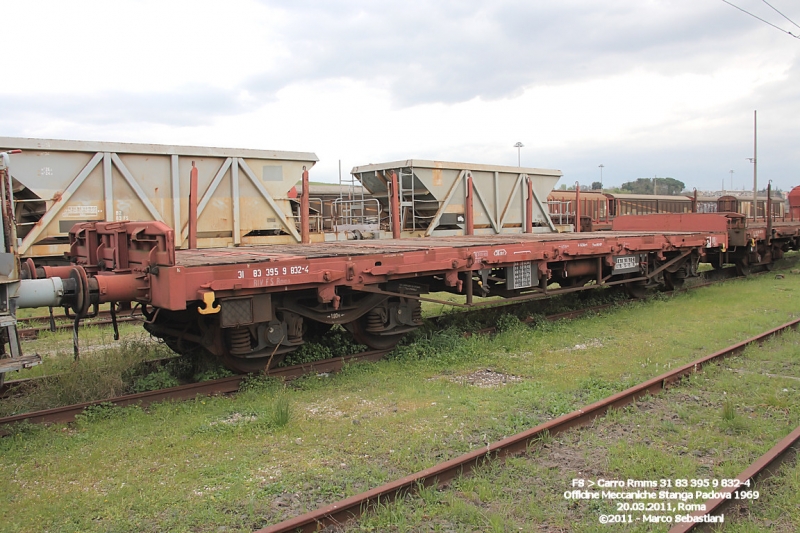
[{"left": 48, "top": 218, "right": 732, "bottom": 372}]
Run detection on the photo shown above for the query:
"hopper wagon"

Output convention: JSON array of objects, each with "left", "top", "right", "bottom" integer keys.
[
  {"left": 351, "top": 160, "right": 562, "bottom": 238},
  {"left": 0, "top": 137, "right": 320, "bottom": 263}
]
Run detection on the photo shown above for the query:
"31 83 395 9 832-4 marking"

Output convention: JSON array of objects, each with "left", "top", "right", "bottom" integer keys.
[{"left": 236, "top": 265, "right": 310, "bottom": 279}]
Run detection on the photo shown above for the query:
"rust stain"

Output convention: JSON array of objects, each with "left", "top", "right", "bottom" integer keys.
[{"left": 432, "top": 168, "right": 442, "bottom": 187}]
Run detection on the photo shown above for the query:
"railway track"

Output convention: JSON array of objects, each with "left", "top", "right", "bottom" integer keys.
[
  {"left": 0, "top": 355, "right": 178, "bottom": 400},
  {"left": 0, "top": 268, "right": 733, "bottom": 403},
  {"left": 0, "top": 297, "right": 628, "bottom": 412},
  {"left": 255, "top": 318, "right": 800, "bottom": 533},
  {"left": 668, "top": 424, "right": 800, "bottom": 532},
  {"left": 0, "top": 263, "right": 789, "bottom": 414},
  {"left": 0, "top": 349, "right": 390, "bottom": 430}
]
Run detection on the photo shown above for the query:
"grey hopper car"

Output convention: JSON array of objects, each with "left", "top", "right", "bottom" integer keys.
[
  {"left": 0, "top": 137, "right": 319, "bottom": 262},
  {"left": 351, "top": 160, "right": 563, "bottom": 237}
]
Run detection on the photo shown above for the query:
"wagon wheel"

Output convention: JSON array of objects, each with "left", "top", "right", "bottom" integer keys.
[
  {"left": 304, "top": 320, "right": 333, "bottom": 342},
  {"left": 663, "top": 271, "right": 685, "bottom": 291},
  {"left": 735, "top": 257, "right": 752, "bottom": 277},
  {"left": 624, "top": 280, "right": 649, "bottom": 299},
  {"left": 560, "top": 275, "right": 591, "bottom": 288},
  {"left": 344, "top": 315, "right": 405, "bottom": 351},
  {"left": 224, "top": 323, "right": 299, "bottom": 373},
  {"left": 218, "top": 347, "right": 289, "bottom": 374}
]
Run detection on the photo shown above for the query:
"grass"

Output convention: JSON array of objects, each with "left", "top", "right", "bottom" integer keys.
[
  {"left": 0, "top": 331, "right": 233, "bottom": 417},
  {"left": 1, "top": 271, "right": 799, "bottom": 531},
  {"left": 357, "top": 333, "right": 800, "bottom": 532}
]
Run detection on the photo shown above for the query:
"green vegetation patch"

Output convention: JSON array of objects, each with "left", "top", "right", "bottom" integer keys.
[
  {"left": 356, "top": 333, "right": 800, "bottom": 532},
  {"left": 0, "top": 334, "right": 232, "bottom": 417}
]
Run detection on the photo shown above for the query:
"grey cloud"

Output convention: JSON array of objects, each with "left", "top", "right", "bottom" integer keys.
[{"left": 245, "top": 0, "right": 774, "bottom": 106}]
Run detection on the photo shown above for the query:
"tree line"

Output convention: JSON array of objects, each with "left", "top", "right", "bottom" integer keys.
[
  {"left": 611, "top": 177, "right": 685, "bottom": 195},
  {"left": 563, "top": 177, "right": 686, "bottom": 194}
]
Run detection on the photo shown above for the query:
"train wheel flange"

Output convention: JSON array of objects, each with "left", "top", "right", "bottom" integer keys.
[
  {"left": 663, "top": 271, "right": 685, "bottom": 291},
  {"left": 736, "top": 257, "right": 751, "bottom": 276},
  {"left": 625, "top": 281, "right": 648, "bottom": 299},
  {"left": 219, "top": 324, "right": 294, "bottom": 373},
  {"left": 218, "top": 349, "right": 289, "bottom": 373},
  {"left": 345, "top": 314, "right": 406, "bottom": 351}
]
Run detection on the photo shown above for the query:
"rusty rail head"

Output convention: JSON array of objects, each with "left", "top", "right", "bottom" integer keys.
[
  {"left": 256, "top": 318, "right": 800, "bottom": 533},
  {"left": 0, "top": 350, "right": 389, "bottom": 430},
  {"left": 668, "top": 424, "right": 800, "bottom": 533}
]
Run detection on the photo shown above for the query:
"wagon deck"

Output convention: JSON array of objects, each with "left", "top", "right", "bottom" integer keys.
[{"left": 173, "top": 230, "right": 716, "bottom": 267}]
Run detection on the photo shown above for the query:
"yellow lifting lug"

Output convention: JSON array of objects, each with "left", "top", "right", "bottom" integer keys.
[{"left": 198, "top": 291, "right": 221, "bottom": 315}]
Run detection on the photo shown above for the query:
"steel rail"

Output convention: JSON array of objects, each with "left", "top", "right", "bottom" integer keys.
[
  {"left": 0, "top": 262, "right": 784, "bottom": 403},
  {"left": 668, "top": 424, "right": 800, "bottom": 533},
  {"left": 1, "top": 299, "right": 622, "bottom": 403},
  {"left": 0, "top": 355, "right": 182, "bottom": 399},
  {"left": 1, "top": 298, "right": 625, "bottom": 401},
  {"left": 0, "top": 350, "right": 389, "bottom": 429},
  {"left": 0, "top": 264, "right": 783, "bottom": 406},
  {"left": 255, "top": 318, "right": 800, "bottom": 533}
]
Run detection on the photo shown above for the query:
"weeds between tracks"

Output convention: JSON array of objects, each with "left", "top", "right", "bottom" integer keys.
[{"left": 354, "top": 332, "right": 800, "bottom": 532}]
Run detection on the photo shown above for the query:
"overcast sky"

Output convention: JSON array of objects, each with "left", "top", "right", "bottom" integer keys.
[{"left": 2, "top": 0, "right": 799, "bottom": 191}]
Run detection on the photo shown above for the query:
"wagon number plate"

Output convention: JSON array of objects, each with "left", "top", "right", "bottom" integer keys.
[
  {"left": 613, "top": 255, "right": 639, "bottom": 274},
  {"left": 506, "top": 261, "right": 537, "bottom": 290}
]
